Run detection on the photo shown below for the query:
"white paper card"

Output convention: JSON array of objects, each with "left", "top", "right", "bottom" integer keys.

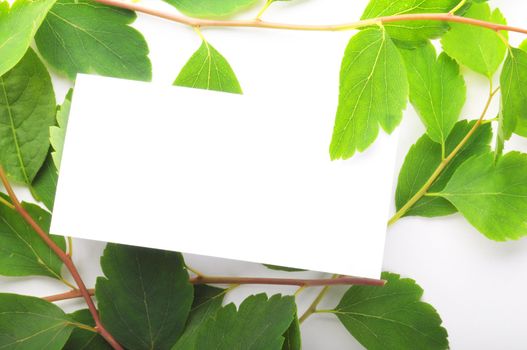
[{"left": 51, "top": 74, "right": 398, "bottom": 277}]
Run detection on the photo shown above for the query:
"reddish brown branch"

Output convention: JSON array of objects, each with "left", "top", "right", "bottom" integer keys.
[
  {"left": 93, "top": 0, "right": 527, "bottom": 35},
  {"left": 43, "top": 276, "right": 384, "bottom": 303},
  {"left": 0, "top": 167, "right": 123, "bottom": 350}
]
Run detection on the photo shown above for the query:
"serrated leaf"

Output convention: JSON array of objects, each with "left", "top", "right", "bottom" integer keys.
[
  {"left": 50, "top": 89, "right": 73, "bottom": 170},
  {"left": 173, "top": 285, "right": 227, "bottom": 349},
  {"left": 263, "top": 264, "right": 306, "bottom": 272},
  {"left": 163, "top": 0, "right": 259, "bottom": 18},
  {"left": 0, "top": 293, "right": 74, "bottom": 350},
  {"left": 334, "top": 272, "right": 448, "bottom": 350},
  {"left": 330, "top": 27, "right": 408, "bottom": 160},
  {"left": 176, "top": 294, "right": 296, "bottom": 350},
  {"left": 0, "top": 48, "right": 56, "bottom": 184},
  {"left": 0, "top": 201, "right": 66, "bottom": 279},
  {"left": 400, "top": 42, "right": 466, "bottom": 147},
  {"left": 500, "top": 47, "right": 527, "bottom": 140},
  {"left": 64, "top": 309, "right": 112, "bottom": 350},
  {"left": 96, "top": 244, "right": 194, "bottom": 350},
  {"left": 32, "top": 153, "right": 58, "bottom": 211},
  {"left": 438, "top": 151, "right": 527, "bottom": 241},
  {"left": 35, "top": 0, "right": 151, "bottom": 81},
  {"left": 441, "top": 3, "right": 507, "bottom": 77},
  {"left": 0, "top": 0, "right": 56, "bottom": 76},
  {"left": 282, "top": 312, "right": 301, "bottom": 350},
  {"left": 174, "top": 40, "right": 242, "bottom": 94},
  {"left": 396, "top": 120, "right": 492, "bottom": 217},
  {"left": 361, "top": 0, "right": 459, "bottom": 48}
]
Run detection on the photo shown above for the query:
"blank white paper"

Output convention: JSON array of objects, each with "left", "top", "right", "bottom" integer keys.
[{"left": 51, "top": 74, "right": 398, "bottom": 278}]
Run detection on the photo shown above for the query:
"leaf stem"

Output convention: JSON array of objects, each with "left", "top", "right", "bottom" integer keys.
[
  {"left": 0, "top": 195, "right": 14, "bottom": 210},
  {"left": 448, "top": 0, "right": 467, "bottom": 15},
  {"left": 256, "top": 0, "right": 273, "bottom": 20},
  {"left": 388, "top": 85, "right": 498, "bottom": 226},
  {"left": 0, "top": 166, "right": 123, "bottom": 350},
  {"left": 92, "top": 0, "right": 527, "bottom": 35},
  {"left": 298, "top": 274, "right": 339, "bottom": 324}
]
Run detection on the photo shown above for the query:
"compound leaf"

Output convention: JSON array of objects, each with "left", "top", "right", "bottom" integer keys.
[
  {"left": 35, "top": 0, "right": 151, "bottom": 81},
  {"left": 0, "top": 293, "right": 73, "bottom": 350},
  {"left": 163, "top": 0, "right": 259, "bottom": 18},
  {"left": 0, "top": 48, "right": 56, "bottom": 185},
  {"left": 438, "top": 151, "right": 527, "bottom": 241},
  {"left": 361, "top": 0, "right": 459, "bottom": 48},
  {"left": 395, "top": 120, "right": 492, "bottom": 217},
  {"left": 400, "top": 42, "right": 466, "bottom": 147},
  {"left": 441, "top": 2, "right": 507, "bottom": 77},
  {"left": 334, "top": 272, "right": 448, "bottom": 350},
  {"left": 174, "top": 40, "right": 242, "bottom": 94},
  {"left": 176, "top": 294, "right": 296, "bottom": 350},
  {"left": 96, "top": 244, "right": 193, "bottom": 350},
  {"left": 330, "top": 27, "right": 408, "bottom": 160},
  {"left": 0, "top": 200, "right": 66, "bottom": 279},
  {"left": 0, "top": 0, "right": 56, "bottom": 76}
]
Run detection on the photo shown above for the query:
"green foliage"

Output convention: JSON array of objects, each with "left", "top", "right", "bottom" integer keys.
[
  {"left": 0, "top": 48, "right": 56, "bottom": 185},
  {"left": 50, "top": 90, "right": 73, "bottom": 170},
  {"left": 0, "top": 201, "right": 66, "bottom": 279},
  {"left": 173, "top": 285, "right": 227, "bottom": 349},
  {"left": 400, "top": 42, "right": 466, "bottom": 148},
  {"left": 176, "top": 293, "right": 296, "bottom": 350},
  {"left": 96, "top": 244, "right": 194, "bottom": 350},
  {"left": 64, "top": 309, "right": 112, "bottom": 350},
  {"left": 282, "top": 313, "right": 301, "bottom": 350},
  {"left": 441, "top": 2, "right": 507, "bottom": 77},
  {"left": 0, "top": 293, "right": 74, "bottom": 350},
  {"left": 31, "top": 153, "right": 58, "bottom": 211},
  {"left": 438, "top": 151, "right": 527, "bottom": 241},
  {"left": 174, "top": 40, "right": 242, "bottom": 94},
  {"left": 334, "top": 272, "right": 448, "bottom": 350},
  {"left": 396, "top": 120, "right": 492, "bottom": 217},
  {"left": 35, "top": 0, "right": 151, "bottom": 81},
  {"left": 264, "top": 264, "right": 306, "bottom": 272},
  {"left": 500, "top": 47, "right": 527, "bottom": 140},
  {"left": 330, "top": 27, "right": 408, "bottom": 160},
  {"left": 361, "top": 0, "right": 459, "bottom": 47},
  {"left": 0, "top": 0, "right": 55, "bottom": 77},
  {"left": 164, "top": 0, "right": 260, "bottom": 18}
]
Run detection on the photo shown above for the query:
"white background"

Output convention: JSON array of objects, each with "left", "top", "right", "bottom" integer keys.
[{"left": 1, "top": 0, "right": 527, "bottom": 349}]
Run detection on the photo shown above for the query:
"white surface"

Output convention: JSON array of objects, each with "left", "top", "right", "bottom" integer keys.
[
  {"left": 1, "top": 0, "right": 527, "bottom": 349},
  {"left": 52, "top": 68, "right": 397, "bottom": 277}
]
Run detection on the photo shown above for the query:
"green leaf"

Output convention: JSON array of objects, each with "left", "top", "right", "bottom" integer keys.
[
  {"left": 177, "top": 294, "right": 296, "bottom": 350},
  {"left": 32, "top": 153, "right": 58, "bottom": 211},
  {"left": 500, "top": 47, "right": 527, "bottom": 140},
  {"left": 438, "top": 151, "right": 527, "bottom": 241},
  {"left": 361, "top": 0, "right": 459, "bottom": 48},
  {"left": 0, "top": 293, "right": 74, "bottom": 350},
  {"left": 441, "top": 2, "right": 507, "bottom": 77},
  {"left": 334, "top": 272, "right": 448, "bottom": 350},
  {"left": 263, "top": 264, "right": 306, "bottom": 272},
  {"left": 173, "top": 285, "right": 227, "bottom": 349},
  {"left": 64, "top": 309, "right": 112, "bottom": 350},
  {"left": 395, "top": 120, "right": 492, "bottom": 217},
  {"left": 0, "top": 201, "right": 66, "bottom": 279},
  {"left": 96, "top": 244, "right": 194, "bottom": 350},
  {"left": 174, "top": 40, "right": 242, "bottom": 94},
  {"left": 0, "top": 48, "right": 56, "bottom": 184},
  {"left": 163, "top": 0, "right": 259, "bottom": 18},
  {"left": 50, "top": 89, "right": 73, "bottom": 170},
  {"left": 330, "top": 27, "right": 408, "bottom": 160},
  {"left": 282, "top": 312, "right": 301, "bottom": 350},
  {"left": 0, "top": 0, "right": 56, "bottom": 76},
  {"left": 400, "top": 42, "right": 466, "bottom": 147},
  {"left": 35, "top": 0, "right": 151, "bottom": 81}
]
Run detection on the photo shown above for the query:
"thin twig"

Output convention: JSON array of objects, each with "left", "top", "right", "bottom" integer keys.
[
  {"left": 93, "top": 0, "right": 527, "bottom": 35},
  {"left": 43, "top": 276, "right": 384, "bottom": 303},
  {"left": 0, "top": 167, "right": 123, "bottom": 350}
]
